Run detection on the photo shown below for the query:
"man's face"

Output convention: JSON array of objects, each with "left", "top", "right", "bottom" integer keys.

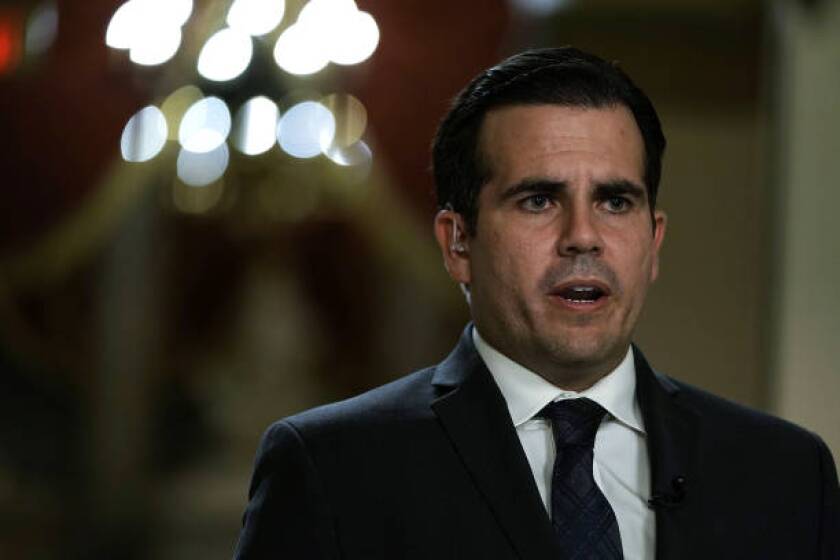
[{"left": 435, "top": 104, "right": 666, "bottom": 389}]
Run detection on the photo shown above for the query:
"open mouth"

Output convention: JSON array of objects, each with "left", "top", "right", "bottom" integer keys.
[
  {"left": 549, "top": 281, "right": 611, "bottom": 306},
  {"left": 558, "top": 286, "right": 605, "bottom": 303}
]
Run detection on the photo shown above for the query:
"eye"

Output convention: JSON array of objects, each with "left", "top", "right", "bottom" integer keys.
[
  {"left": 604, "top": 196, "right": 631, "bottom": 213},
  {"left": 520, "top": 194, "right": 553, "bottom": 212}
]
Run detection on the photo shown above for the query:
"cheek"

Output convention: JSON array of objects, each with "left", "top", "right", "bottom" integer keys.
[
  {"left": 608, "top": 231, "right": 656, "bottom": 291},
  {"left": 494, "top": 229, "right": 545, "bottom": 276},
  {"left": 471, "top": 211, "right": 559, "bottom": 299},
  {"left": 473, "top": 232, "right": 539, "bottom": 293}
]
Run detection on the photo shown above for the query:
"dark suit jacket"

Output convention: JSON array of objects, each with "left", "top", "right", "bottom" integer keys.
[{"left": 234, "top": 327, "right": 840, "bottom": 559}]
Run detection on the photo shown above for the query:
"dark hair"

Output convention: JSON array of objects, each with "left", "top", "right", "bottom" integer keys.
[{"left": 432, "top": 47, "right": 666, "bottom": 233}]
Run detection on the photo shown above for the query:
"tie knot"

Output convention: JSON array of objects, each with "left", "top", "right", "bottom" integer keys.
[{"left": 540, "top": 398, "right": 606, "bottom": 446}]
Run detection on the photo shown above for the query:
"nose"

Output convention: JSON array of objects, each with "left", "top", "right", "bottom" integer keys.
[{"left": 557, "top": 202, "right": 603, "bottom": 257}]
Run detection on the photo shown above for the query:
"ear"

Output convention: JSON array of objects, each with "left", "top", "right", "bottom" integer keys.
[
  {"left": 649, "top": 209, "right": 667, "bottom": 282},
  {"left": 433, "top": 209, "right": 471, "bottom": 286}
]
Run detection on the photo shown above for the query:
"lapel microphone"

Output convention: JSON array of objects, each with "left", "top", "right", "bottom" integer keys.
[{"left": 647, "top": 475, "right": 687, "bottom": 509}]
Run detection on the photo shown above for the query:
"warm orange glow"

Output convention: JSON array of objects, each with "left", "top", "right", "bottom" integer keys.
[{"left": 0, "top": 10, "right": 24, "bottom": 75}]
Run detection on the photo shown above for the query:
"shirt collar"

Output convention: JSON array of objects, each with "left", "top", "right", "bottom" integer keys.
[{"left": 472, "top": 327, "right": 644, "bottom": 434}]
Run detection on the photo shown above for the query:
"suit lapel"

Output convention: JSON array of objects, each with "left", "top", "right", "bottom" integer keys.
[
  {"left": 431, "top": 328, "right": 559, "bottom": 559},
  {"left": 429, "top": 332, "right": 705, "bottom": 559},
  {"left": 634, "top": 347, "right": 702, "bottom": 560}
]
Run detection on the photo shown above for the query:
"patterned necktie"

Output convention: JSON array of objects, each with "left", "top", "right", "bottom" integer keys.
[{"left": 540, "top": 398, "right": 623, "bottom": 559}]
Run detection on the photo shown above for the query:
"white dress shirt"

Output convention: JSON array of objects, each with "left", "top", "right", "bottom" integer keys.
[{"left": 473, "top": 328, "right": 655, "bottom": 560}]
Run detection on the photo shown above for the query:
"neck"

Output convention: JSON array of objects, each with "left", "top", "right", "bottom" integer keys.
[{"left": 532, "top": 354, "right": 624, "bottom": 392}]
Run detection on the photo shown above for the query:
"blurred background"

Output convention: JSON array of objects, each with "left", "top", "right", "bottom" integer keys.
[{"left": 0, "top": 0, "right": 838, "bottom": 557}]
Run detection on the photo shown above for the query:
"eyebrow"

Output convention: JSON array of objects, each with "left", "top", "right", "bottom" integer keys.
[
  {"left": 594, "top": 179, "right": 647, "bottom": 201},
  {"left": 499, "top": 178, "right": 567, "bottom": 200},
  {"left": 500, "top": 177, "right": 647, "bottom": 201}
]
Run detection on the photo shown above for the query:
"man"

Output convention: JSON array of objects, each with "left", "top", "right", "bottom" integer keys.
[{"left": 234, "top": 48, "right": 839, "bottom": 559}]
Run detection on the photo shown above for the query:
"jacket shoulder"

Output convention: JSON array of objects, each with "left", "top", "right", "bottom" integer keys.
[
  {"left": 273, "top": 366, "right": 441, "bottom": 438},
  {"left": 660, "top": 372, "right": 829, "bottom": 452}
]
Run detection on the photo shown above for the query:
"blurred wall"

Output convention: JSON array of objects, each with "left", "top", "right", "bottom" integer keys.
[{"left": 771, "top": 0, "right": 840, "bottom": 457}]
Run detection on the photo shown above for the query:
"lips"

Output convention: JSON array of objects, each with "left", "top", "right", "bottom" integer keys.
[{"left": 548, "top": 280, "right": 611, "bottom": 306}]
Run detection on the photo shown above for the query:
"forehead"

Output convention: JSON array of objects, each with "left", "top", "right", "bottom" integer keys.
[{"left": 477, "top": 104, "right": 645, "bottom": 186}]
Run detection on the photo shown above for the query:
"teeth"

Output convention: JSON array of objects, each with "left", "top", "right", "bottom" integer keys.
[{"left": 559, "top": 285, "right": 603, "bottom": 302}]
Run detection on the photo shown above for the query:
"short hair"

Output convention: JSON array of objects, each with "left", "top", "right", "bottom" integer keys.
[{"left": 432, "top": 47, "right": 666, "bottom": 234}]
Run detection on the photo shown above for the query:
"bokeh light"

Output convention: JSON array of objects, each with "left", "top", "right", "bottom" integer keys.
[
  {"left": 197, "top": 27, "right": 253, "bottom": 82},
  {"left": 277, "top": 100, "right": 335, "bottom": 159},
  {"left": 273, "top": 0, "right": 379, "bottom": 75},
  {"left": 179, "top": 97, "right": 232, "bottom": 153},
  {"left": 25, "top": 2, "right": 58, "bottom": 58},
  {"left": 510, "top": 0, "right": 574, "bottom": 16},
  {"left": 129, "top": 24, "right": 181, "bottom": 66},
  {"left": 227, "top": 0, "right": 285, "bottom": 37},
  {"left": 106, "top": 0, "right": 192, "bottom": 65},
  {"left": 321, "top": 93, "right": 366, "bottom": 148},
  {"left": 323, "top": 139, "right": 371, "bottom": 167},
  {"left": 177, "top": 143, "right": 230, "bottom": 187},
  {"left": 326, "top": 10, "right": 378, "bottom": 66},
  {"left": 161, "top": 85, "right": 204, "bottom": 141},
  {"left": 298, "top": 0, "right": 358, "bottom": 28},
  {"left": 0, "top": 11, "right": 23, "bottom": 75},
  {"left": 105, "top": 1, "right": 138, "bottom": 49},
  {"left": 120, "top": 105, "right": 168, "bottom": 162},
  {"left": 273, "top": 22, "right": 328, "bottom": 76},
  {"left": 151, "top": 0, "right": 193, "bottom": 27},
  {"left": 232, "top": 96, "right": 280, "bottom": 156}
]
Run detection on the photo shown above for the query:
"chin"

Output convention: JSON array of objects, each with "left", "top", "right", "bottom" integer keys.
[{"left": 542, "top": 330, "right": 625, "bottom": 370}]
